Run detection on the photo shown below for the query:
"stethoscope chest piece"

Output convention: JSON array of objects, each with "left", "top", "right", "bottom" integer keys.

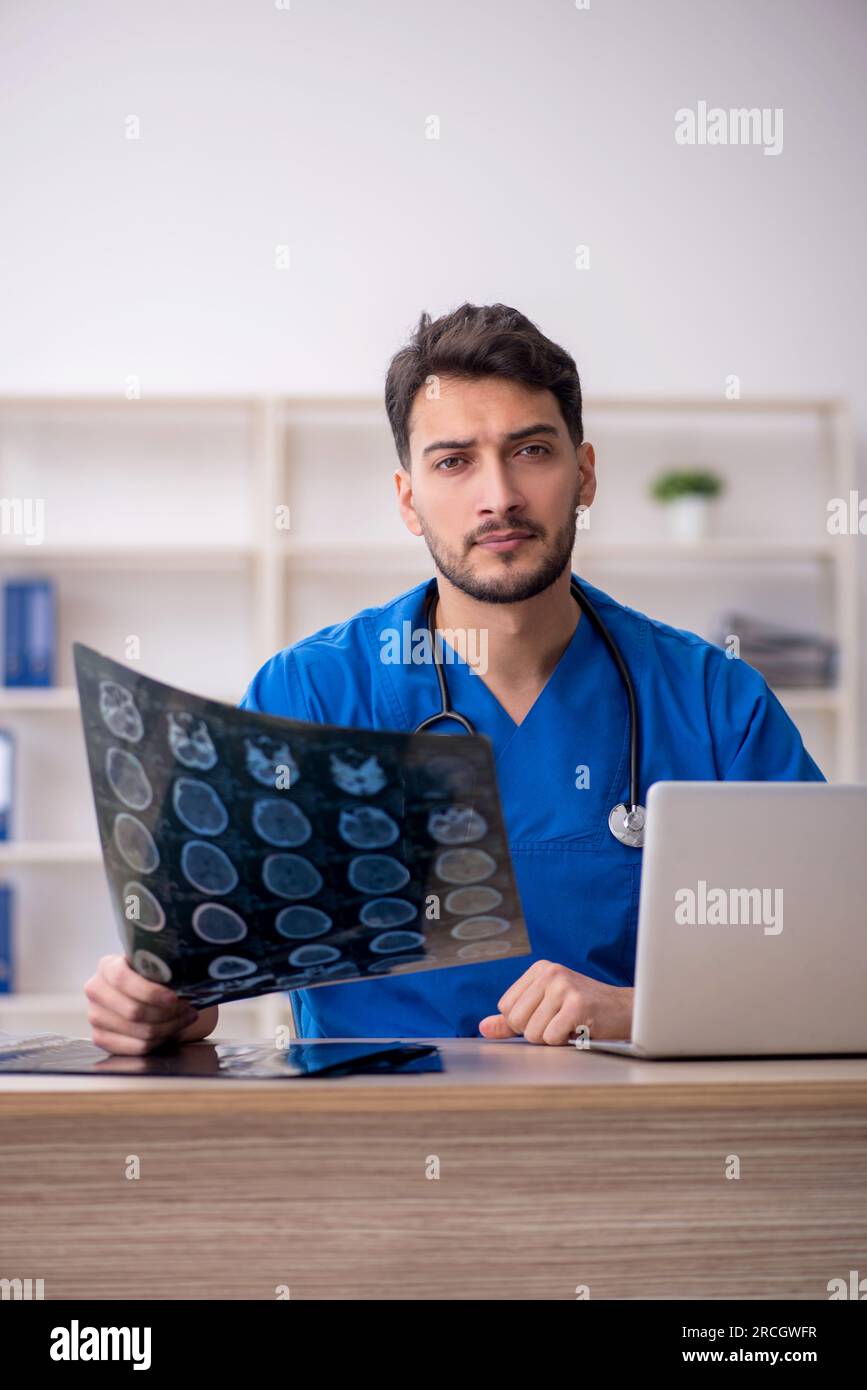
[{"left": 608, "top": 802, "right": 646, "bottom": 849}]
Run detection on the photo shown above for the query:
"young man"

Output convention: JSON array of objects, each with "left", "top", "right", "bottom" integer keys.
[{"left": 86, "top": 302, "right": 823, "bottom": 1053}]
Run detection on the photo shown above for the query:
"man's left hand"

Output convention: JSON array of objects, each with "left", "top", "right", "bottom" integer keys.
[{"left": 478, "top": 960, "right": 634, "bottom": 1045}]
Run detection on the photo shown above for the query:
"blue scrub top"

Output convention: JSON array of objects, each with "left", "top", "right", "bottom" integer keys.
[{"left": 238, "top": 573, "right": 825, "bottom": 1038}]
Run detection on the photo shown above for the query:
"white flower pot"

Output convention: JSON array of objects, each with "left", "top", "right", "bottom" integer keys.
[{"left": 666, "top": 496, "right": 713, "bottom": 543}]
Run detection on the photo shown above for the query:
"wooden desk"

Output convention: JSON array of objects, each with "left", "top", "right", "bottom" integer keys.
[{"left": 1, "top": 1038, "right": 866, "bottom": 1300}]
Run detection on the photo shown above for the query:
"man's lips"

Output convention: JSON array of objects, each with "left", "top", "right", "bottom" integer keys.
[{"left": 475, "top": 531, "right": 536, "bottom": 551}]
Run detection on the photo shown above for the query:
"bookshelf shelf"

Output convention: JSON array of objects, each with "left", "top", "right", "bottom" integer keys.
[
  {"left": 0, "top": 843, "right": 102, "bottom": 865},
  {"left": 0, "top": 393, "right": 858, "bottom": 1042},
  {"left": 0, "top": 688, "right": 81, "bottom": 711},
  {"left": 0, "top": 545, "right": 255, "bottom": 572}
]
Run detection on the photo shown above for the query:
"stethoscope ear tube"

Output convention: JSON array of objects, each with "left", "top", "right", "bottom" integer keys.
[
  {"left": 415, "top": 577, "right": 646, "bottom": 847},
  {"left": 568, "top": 579, "right": 646, "bottom": 847},
  {"left": 414, "top": 594, "right": 478, "bottom": 736}
]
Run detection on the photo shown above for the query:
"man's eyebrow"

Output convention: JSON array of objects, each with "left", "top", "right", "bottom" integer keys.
[{"left": 421, "top": 422, "right": 560, "bottom": 457}]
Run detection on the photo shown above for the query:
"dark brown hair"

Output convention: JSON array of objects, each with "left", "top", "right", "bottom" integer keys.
[{"left": 384, "top": 301, "right": 584, "bottom": 470}]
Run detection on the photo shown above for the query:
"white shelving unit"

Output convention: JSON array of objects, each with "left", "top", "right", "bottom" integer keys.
[{"left": 0, "top": 393, "right": 858, "bottom": 1039}]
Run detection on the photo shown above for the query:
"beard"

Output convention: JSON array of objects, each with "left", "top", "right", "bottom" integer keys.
[{"left": 415, "top": 482, "right": 583, "bottom": 605}]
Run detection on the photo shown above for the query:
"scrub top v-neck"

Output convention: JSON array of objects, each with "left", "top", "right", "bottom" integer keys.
[{"left": 238, "top": 573, "right": 825, "bottom": 1039}]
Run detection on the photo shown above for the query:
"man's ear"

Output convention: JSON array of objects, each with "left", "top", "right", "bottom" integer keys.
[
  {"left": 394, "top": 466, "right": 423, "bottom": 537},
  {"left": 578, "top": 442, "right": 597, "bottom": 508}
]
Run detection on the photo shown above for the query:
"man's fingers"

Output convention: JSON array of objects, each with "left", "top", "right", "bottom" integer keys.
[
  {"left": 87, "top": 1002, "right": 192, "bottom": 1043},
  {"left": 516, "top": 995, "right": 566, "bottom": 1045},
  {"left": 100, "top": 953, "right": 185, "bottom": 1013},
  {"left": 176, "top": 1006, "right": 218, "bottom": 1042},
  {"left": 478, "top": 1014, "right": 519, "bottom": 1039},
  {"left": 91, "top": 1026, "right": 166, "bottom": 1056},
  {"left": 542, "top": 1000, "right": 592, "bottom": 1047},
  {"left": 496, "top": 959, "right": 551, "bottom": 1015},
  {"left": 88, "top": 972, "right": 193, "bottom": 1027},
  {"left": 501, "top": 976, "right": 550, "bottom": 1033}
]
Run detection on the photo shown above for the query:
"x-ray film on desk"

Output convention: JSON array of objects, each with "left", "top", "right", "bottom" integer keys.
[{"left": 73, "top": 643, "right": 531, "bottom": 1008}]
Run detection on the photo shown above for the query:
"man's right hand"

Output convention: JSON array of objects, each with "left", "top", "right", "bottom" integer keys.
[{"left": 84, "top": 953, "right": 219, "bottom": 1054}]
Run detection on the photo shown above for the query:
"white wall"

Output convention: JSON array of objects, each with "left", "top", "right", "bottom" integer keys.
[{"left": 1, "top": 0, "right": 865, "bottom": 764}]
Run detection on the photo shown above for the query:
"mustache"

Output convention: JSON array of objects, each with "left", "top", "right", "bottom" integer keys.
[{"left": 470, "top": 521, "right": 544, "bottom": 543}]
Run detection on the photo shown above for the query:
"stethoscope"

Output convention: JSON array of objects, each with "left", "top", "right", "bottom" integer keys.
[{"left": 412, "top": 577, "right": 646, "bottom": 848}]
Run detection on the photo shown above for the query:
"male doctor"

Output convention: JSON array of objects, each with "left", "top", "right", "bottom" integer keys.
[{"left": 85, "top": 301, "right": 823, "bottom": 1054}]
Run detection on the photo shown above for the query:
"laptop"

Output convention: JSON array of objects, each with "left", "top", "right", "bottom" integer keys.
[{"left": 586, "top": 781, "right": 867, "bottom": 1059}]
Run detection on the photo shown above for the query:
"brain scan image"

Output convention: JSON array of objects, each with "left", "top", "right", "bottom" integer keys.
[
  {"left": 416, "top": 753, "right": 478, "bottom": 798},
  {"left": 75, "top": 641, "right": 530, "bottom": 1008},
  {"left": 368, "top": 953, "right": 436, "bottom": 974},
  {"left": 288, "top": 943, "right": 342, "bottom": 968},
  {"left": 172, "top": 777, "right": 229, "bottom": 835},
  {"left": 180, "top": 840, "right": 239, "bottom": 894},
  {"left": 121, "top": 881, "right": 166, "bottom": 932},
  {"left": 167, "top": 711, "right": 218, "bottom": 770},
  {"left": 245, "top": 735, "right": 298, "bottom": 788},
  {"left": 427, "top": 805, "right": 488, "bottom": 845},
  {"left": 262, "top": 853, "right": 323, "bottom": 900},
  {"left": 105, "top": 746, "right": 153, "bottom": 811},
  {"left": 99, "top": 681, "right": 144, "bottom": 742},
  {"left": 208, "top": 955, "right": 258, "bottom": 979},
  {"left": 252, "top": 796, "right": 312, "bottom": 847},
  {"left": 443, "top": 885, "right": 503, "bottom": 915},
  {"left": 347, "top": 854, "right": 410, "bottom": 893},
  {"left": 133, "top": 948, "right": 172, "bottom": 982},
  {"left": 192, "top": 903, "right": 248, "bottom": 944},
  {"left": 450, "top": 915, "right": 510, "bottom": 940},
  {"left": 434, "top": 847, "right": 497, "bottom": 884},
  {"left": 275, "top": 905, "right": 333, "bottom": 940},
  {"left": 457, "top": 939, "right": 512, "bottom": 960},
  {"left": 367, "top": 931, "right": 426, "bottom": 955},
  {"left": 330, "top": 750, "right": 387, "bottom": 796},
  {"left": 338, "top": 805, "right": 399, "bottom": 848},
  {"left": 359, "top": 897, "right": 418, "bottom": 929},
  {"left": 113, "top": 813, "right": 160, "bottom": 874},
  {"left": 316, "top": 960, "right": 360, "bottom": 981}
]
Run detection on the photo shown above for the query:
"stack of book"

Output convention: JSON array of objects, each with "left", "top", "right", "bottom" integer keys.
[
  {"left": 711, "top": 610, "right": 838, "bottom": 688},
  {"left": 4, "top": 578, "right": 55, "bottom": 686},
  {"left": 0, "top": 576, "right": 55, "bottom": 992}
]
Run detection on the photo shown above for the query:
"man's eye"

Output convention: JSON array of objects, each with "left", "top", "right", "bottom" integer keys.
[{"left": 436, "top": 445, "right": 549, "bottom": 470}]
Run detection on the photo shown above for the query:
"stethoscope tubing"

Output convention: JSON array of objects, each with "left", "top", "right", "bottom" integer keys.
[{"left": 413, "top": 576, "right": 645, "bottom": 845}]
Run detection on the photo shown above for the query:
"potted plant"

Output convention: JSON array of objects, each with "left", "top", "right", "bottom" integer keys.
[{"left": 649, "top": 468, "right": 724, "bottom": 542}]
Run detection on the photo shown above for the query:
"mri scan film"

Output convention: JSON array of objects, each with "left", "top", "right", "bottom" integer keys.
[{"left": 73, "top": 643, "right": 532, "bottom": 1007}]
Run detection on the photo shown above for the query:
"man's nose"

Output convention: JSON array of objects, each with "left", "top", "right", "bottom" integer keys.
[{"left": 474, "top": 458, "right": 527, "bottom": 514}]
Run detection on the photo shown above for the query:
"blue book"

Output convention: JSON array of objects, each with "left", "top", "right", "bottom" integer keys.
[
  {"left": 4, "top": 579, "right": 55, "bottom": 686},
  {"left": 0, "top": 729, "right": 12, "bottom": 840},
  {"left": 0, "top": 883, "right": 13, "bottom": 994},
  {"left": 3, "top": 582, "right": 23, "bottom": 685}
]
